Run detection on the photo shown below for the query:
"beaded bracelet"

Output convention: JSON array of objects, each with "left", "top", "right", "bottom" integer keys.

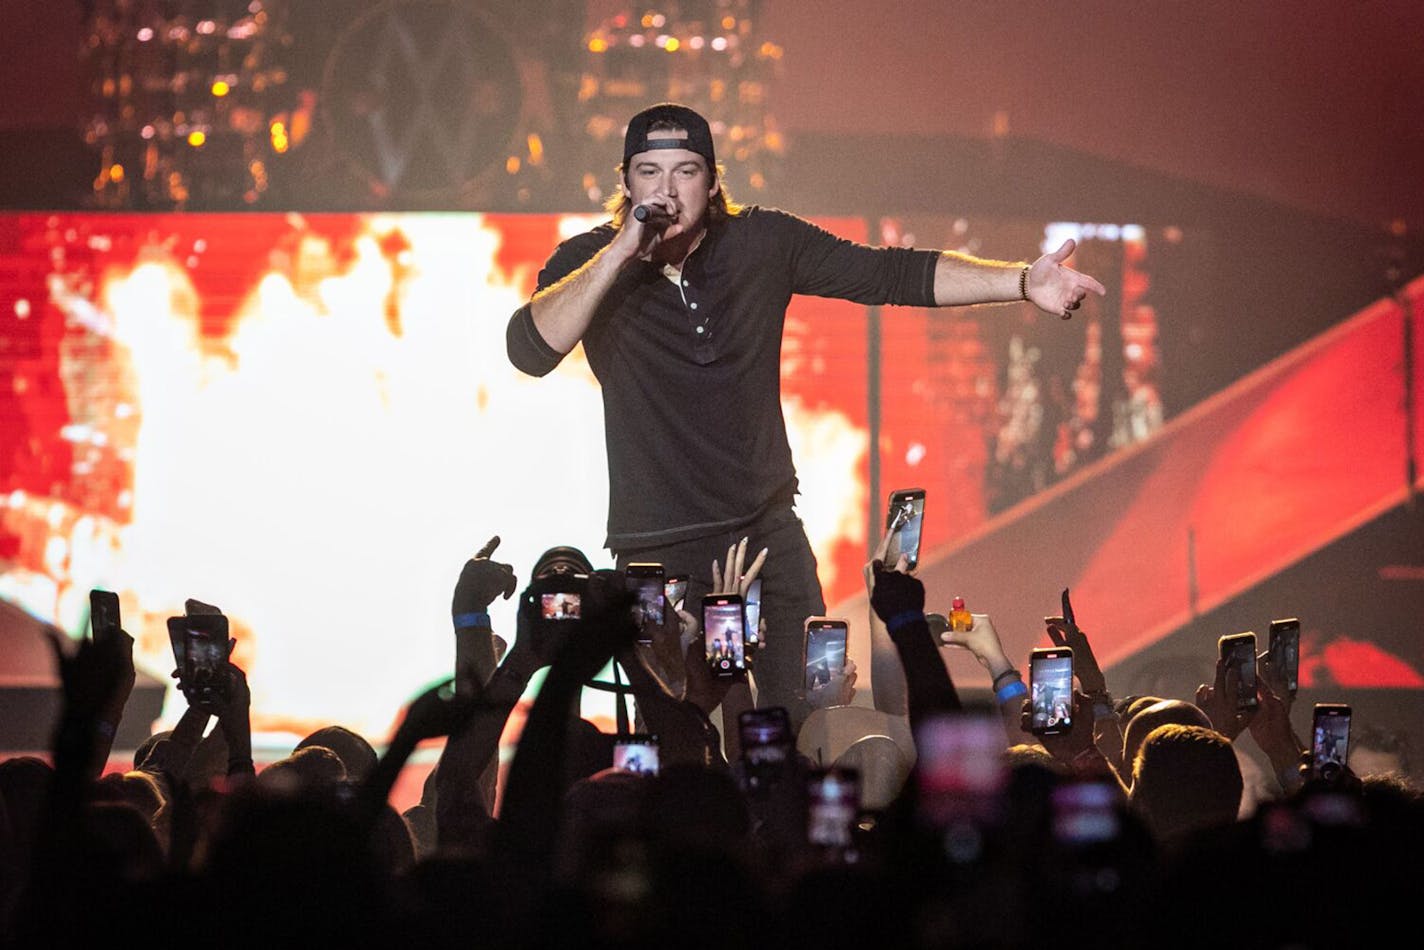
[{"left": 1018, "top": 264, "right": 1031, "bottom": 301}]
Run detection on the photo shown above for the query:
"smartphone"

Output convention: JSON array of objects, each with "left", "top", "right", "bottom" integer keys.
[
  {"left": 702, "top": 593, "right": 747, "bottom": 678},
  {"left": 1268, "top": 617, "right": 1300, "bottom": 697},
  {"left": 914, "top": 712, "right": 1007, "bottom": 826},
  {"left": 807, "top": 767, "right": 861, "bottom": 849},
  {"left": 884, "top": 487, "right": 927, "bottom": 570},
  {"left": 1051, "top": 780, "right": 1122, "bottom": 847},
  {"left": 89, "top": 589, "right": 121, "bottom": 643},
  {"left": 664, "top": 574, "right": 688, "bottom": 610},
  {"left": 167, "top": 613, "right": 230, "bottom": 703},
  {"left": 625, "top": 562, "right": 665, "bottom": 644},
  {"left": 613, "top": 734, "right": 660, "bottom": 776},
  {"left": 739, "top": 706, "right": 793, "bottom": 790},
  {"left": 1030, "top": 646, "right": 1074, "bottom": 735},
  {"left": 803, "top": 617, "right": 849, "bottom": 692},
  {"left": 1218, "top": 632, "right": 1259, "bottom": 710},
  {"left": 1311, "top": 703, "right": 1351, "bottom": 773},
  {"left": 740, "top": 706, "right": 792, "bottom": 762},
  {"left": 744, "top": 577, "right": 763, "bottom": 647}
]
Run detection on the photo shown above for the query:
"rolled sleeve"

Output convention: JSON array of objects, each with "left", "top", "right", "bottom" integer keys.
[{"left": 505, "top": 303, "right": 564, "bottom": 377}]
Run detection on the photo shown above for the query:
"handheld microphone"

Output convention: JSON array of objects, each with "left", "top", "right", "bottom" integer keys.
[{"left": 632, "top": 204, "right": 676, "bottom": 225}]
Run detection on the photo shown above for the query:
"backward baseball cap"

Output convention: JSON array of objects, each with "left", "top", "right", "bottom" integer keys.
[{"left": 622, "top": 102, "right": 716, "bottom": 171}]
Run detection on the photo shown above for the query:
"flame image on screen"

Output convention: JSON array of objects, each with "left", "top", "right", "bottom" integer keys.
[{"left": 1, "top": 212, "right": 870, "bottom": 739}]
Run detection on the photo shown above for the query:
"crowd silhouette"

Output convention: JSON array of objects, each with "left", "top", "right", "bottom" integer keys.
[{"left": 1, "top": 521, "right": 1416, "bottom": 948}]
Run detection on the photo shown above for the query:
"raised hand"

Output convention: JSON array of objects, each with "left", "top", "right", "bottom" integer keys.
[
  {"left": 1045, "top": 615, "right": 1107, "bottom": 697},
  {"left": 453, "top": 535, "right": 518, "bottom": 616},
  {"left": 393, "top": 678, "right": 476, "bottom": 744},
  {"left": 712, "top": 536, "right": 767, "bottom": 596},
  {"left": 1195, "top": 658, "right": 1256, "bottom": 741},
  {"left": 1027, "top": 238, "right": 1107, "bottom": 319},
  {"left": 806, "top": 657, "right": 858, "bottom": 710}
]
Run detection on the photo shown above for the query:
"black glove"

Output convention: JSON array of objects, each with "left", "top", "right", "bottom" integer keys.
[
  {"left": 453, "top": 535, "right": 518, "bottom": 618},
  {"left": 870, "top": 563, "right": 925, "bottom": 626}
]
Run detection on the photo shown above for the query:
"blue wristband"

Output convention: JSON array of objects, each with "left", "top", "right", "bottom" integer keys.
[
  {"left": 885, "top": 610, "right": 925, "bottom": 633},
  {"left": 996, "top": 680, "right": 1028, "bottom": 704},
  {"left": 453, "top": 611, "right": 490, "bottom": 629}
]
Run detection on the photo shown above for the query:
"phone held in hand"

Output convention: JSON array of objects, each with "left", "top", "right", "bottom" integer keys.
[
  {"left": 613, "top": 734, "right": 660, "bottom": 776},
  {"left": 1052, "top": 780, "right": 1122, "bottom": 847},
  {"left": 663, "top": 574, "right": 688, "bottom": 611},
  {"left": 1311, "top": 703, "right": 1351, "bottom": 773},
  {"left": 1218, "top": 632, "right": 1260, "bottom": 710},
  {"left": 89, "top": 589, "right": 121, "bottom": 643},
  {"left": 743, "top": 577, "right": 763, "bottom": 647},
  {"left": 1030, "top": 647, "right": 1074, "bottom": 735},
  {"left": 884, "top": 487, "right": 926, "bottom": 570},
  {"left": 914, "top": 712, "right": 1007, "bottom": 827},
  {"left": 702, "top": 593, "right": 747, "bottom": 678},
  {"left": 1268, "top": 617, "right": 1300, "bottom": 697},
  {"left": 806, "top": 767, "right": 861, "bottom": 849},
  {"left": 803, "top": 617, "right": 848, "bottom": 692},
  {"left": 167, "top": 613, "right": 230, "bottom": 704},
  {"left": 625, "top": 562, "right": 665, "bottom": 644},
  {"left": 739, "top": 706, "right": 793, "bottom": 791}
]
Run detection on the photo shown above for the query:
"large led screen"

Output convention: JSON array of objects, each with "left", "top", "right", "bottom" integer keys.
[{"left": 0, "top": 211, "right": 1192, "bottom": 738}]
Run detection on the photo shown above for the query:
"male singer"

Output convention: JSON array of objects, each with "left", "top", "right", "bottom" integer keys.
[{"left": 507, "top": 102, "right": 1104, "bottom": 721}]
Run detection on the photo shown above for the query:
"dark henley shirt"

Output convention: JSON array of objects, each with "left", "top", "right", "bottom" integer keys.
[{"left": 506, "top": 206, "right": 940, "bottom": 550}]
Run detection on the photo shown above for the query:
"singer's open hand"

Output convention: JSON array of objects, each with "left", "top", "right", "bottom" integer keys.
[{"left": 1027, "top": 239, "right": 1107, "bottom": 319}]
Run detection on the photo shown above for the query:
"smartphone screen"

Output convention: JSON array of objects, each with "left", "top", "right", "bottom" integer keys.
[
  {"left": 613, "top": 735, "right": 660, "bottom": 775},
  {"left": 1268, "top": 618, "right": 1300, "bottom": 696},
  {"left": 664, "top": 574, "right": 688, "bottom": 610},
  {"left": 739, "top": 707, "right": 792, "bottom": 760},
  {"left": 169, "top": 613, "right": 229, "bottom": 702},
  {"left": 807, "top": 768, "right": 861, "bottom": 848},
  {"left": 739, "top": 707, "right": 792, "bottom": 791},
  {"left": 884, "top": 488, "right": 927, "bottom": 569},
  {"left": 1052, "top": 781, "right": 1121, "bottom": 846},
  {"left": 744, "top": 577, "right": 763, "bottom": 647},
  {"left": 90, "top": 589, "right": 121, "bottom": 642},
  {"left": 625, "top": 562, "right": 665, "bottom": 643},
  {"left": 1030, "top": 647, "right": 1074, "bottom": 735},
  {"left": 914, "top": 712, "right": 1007, "bottom": 826},
  {"left": 804, "top": 618, "right": 848, "bottom": 692},
  {"left": 702, "top": 594, "right": 746, "bottom": 677},
  {"left": 1219, "top": 633, "right": 1259, "bottom": 709},
  {"left": 1311, "top": 704, "right": 1351, "bottom": 772}
]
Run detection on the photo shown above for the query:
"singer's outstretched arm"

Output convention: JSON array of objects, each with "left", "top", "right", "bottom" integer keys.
[{"left": 931, "top": 238, "right": 1106, "bottom": 317}]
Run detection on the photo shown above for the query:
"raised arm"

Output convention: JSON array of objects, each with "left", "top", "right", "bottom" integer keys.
[{"left": 868, "top": 561, "right": 961, "bottom": 735}]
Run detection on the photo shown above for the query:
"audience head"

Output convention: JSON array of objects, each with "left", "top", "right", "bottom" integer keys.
[
  {"left": 296, "top": 725, "right": 378, "bottom": 783},
  {"left": 1130, "top": 723, "right": 1242, "bottom": 843},
  {"left": 1122, "top": 699, "right": 1212, "bottom": 776}
]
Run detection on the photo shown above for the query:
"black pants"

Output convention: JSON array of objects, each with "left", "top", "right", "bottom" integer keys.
[{"left": 614, "top": 506, "right": 825, "bottom": 724}]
